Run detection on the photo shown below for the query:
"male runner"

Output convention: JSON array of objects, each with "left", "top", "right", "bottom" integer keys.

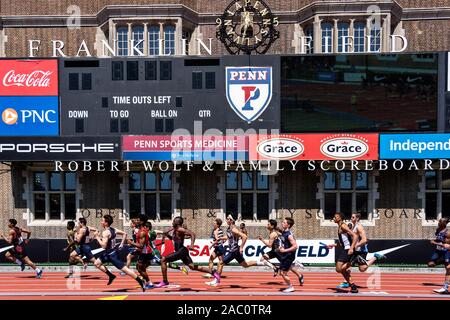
[
  {"left": 127, "top": 214, "right": 155, "bottom": 289},
  {"left": 206, "top": 215, "right": 263, "bottom": 287},
  {"left": 203, "top": 218, "right": 227, "bottom": 279},
  {"left": 277, "top": 217, "right": 301, "bottom": 293},
  {"left": 121, "top": 219, "right": 139, "bottom": 276},
  {"left": 430, "top": 218, "right": 450, "bottom": 294},
  {"left": 155, "top": 216, "right": 216, "bottom": 288},
  {"left": 258, "top": 219, "right": 283, "bottom": 276},
  {"left": 64, "top": 220, "right": 85, "bottom": 278},
  {"left": 1, "top": 219, "right": 42, "bottom": 278},
  {"left": 93, "top": 214, "right": 145, "bottom": 291},
  {"left": 326, "top": 212, "right": 359, "bottom": 293},
  {"left": 337, "top": 213, "right": 386, "bottom": 285}
]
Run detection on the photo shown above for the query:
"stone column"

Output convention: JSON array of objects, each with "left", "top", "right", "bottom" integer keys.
[
  {"left": 109, "top": 21, "right": 117, "bottom": 54},
  {"left": 349, "top": 19, "right": 355, "bottom": 53},
  {"left": 313, "top": 16, "right": 321, "bottom": 53},
  {"left": 175, "top": 18, "right": 182, "bottom": 55},
  {"left": 127, "top": 23, "right": 132, "bottom": 56},
  {"left": 382, "top": 15, "right": 391, "bottom": 52},
  {"left": 333, "top": 19, "right": 339, "bottom": 53},
  {"left": 143, "top": 23, "right": 149, "bottom": 56},
  {"left": 159, "top": 22, "right": 164, "bottom": 55}
]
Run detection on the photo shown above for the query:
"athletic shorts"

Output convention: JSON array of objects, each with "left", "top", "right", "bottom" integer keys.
[
  {"left": 75, "top": 244, "right": 94, "bottom": 260},
  {"left": 430, "top": 250, "right": 449, "bottom": 265},
  {"left": 8, "top": 245, "right": 27, "bottom": 260},
  {"left": 165, "top": 246, "right": 193, "bottom": 265},
  {"left": 128, "top": 247, "right": 138, "bottom": 255},
  {"left": 279, "top": 253, "right": 295, "bottom": 271},
  {"left": 222, "top": 250, "right": 245, "bottom": 264},
  {"left": 266, "top": 250, "right": 282, "bottom": 261},
  {"left": 99, "top": 249, "right": 125, "bottom": 270},
  {"left": 351, "top": 251, "right": 368, "bottom": 266},
  {"left": 337, "top": 249, "right": 352, "bottom": 263},
  {"left": 137, "top": 253, "right": 154, "bottom": 264},
  {"left": 213, "top": 245, "right": 225, "bottom": 257}
]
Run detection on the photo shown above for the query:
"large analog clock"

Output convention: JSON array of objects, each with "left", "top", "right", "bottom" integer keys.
[{"left": 216, "top": 0, "right": 280, "bottom": 55}]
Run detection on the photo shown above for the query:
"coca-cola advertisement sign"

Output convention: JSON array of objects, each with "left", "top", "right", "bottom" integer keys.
[{"left": 0, "top": 60, "right": 58, "bottom": 96}]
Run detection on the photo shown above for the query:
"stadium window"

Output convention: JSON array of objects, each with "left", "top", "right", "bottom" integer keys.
[
  {"left": 321, "top": 22, "right": 333, "bottom": 53},
  {"left": 127, "top": 61, "right": 139, "bottom": 81},
  {"left": 31, "top": 171, "right": 77, "bottom": 222},
  {"left": 354, "top": 22, "right": 365, "bottom": 53},
  {"left": 192, "top": 71, "right": 202, "bottom": 89},
  {"left": 337, "top": 22, "right": 350, "bottom": 53},
  {"left": 369, "top": 23, "right": 381, "bottom": 52},
  {"left": 75, "top": 119, "right": 84, "bottom": 133},
  {"left": 322, "top": 171, "right": 370, "bottom": 220},
  {"left": 145, "top": 61, "right": 157, "bottom": 80},
  {"left": 127, "top": 171, "right": 173, "bottom": 220},
  {"left": 148, "top": 26, "right": 160, "bottom": 56},
  {"left": 117, "top": 26, "right": 128, "bottom": 56},
  {"left": 110, "top": 119, "right": 119, "bottom": 133},
  {"left": 164, "top": 25, "right": 176, "bottom": 55},
  {"left": 225, "top": 171, "right": 270, "bottom": 221},
  {"left": 160, "top": 61, "right": 172, "bottom": 80},
  {"left": 132, "top": 25, "right": 144, "bottom": 56},
  {"left": 112, "top": 61, "right": 124, "bottom": 81},
  {"left": 69, "top": 73, "right": 79, "bottom": 90},
  {"left": 155, "top": 119, "right": 164, "bottom": 132},
  {"left": 423, "top": 171, "right": 450, "bottom": 220},
  {"left": 81, "top": 73, "right": 92, "bottom": 90},
  {"left": 205, "top": 72, "right": 216, "bottom": 89}
]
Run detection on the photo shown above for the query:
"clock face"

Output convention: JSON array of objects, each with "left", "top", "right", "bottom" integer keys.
[{"left": 216, "top": 0, "right": 280, "bottom": 55}]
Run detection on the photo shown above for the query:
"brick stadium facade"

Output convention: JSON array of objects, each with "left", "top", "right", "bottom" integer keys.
[{"left": 0, "top": 0, "right": 450, "bottom": 242}]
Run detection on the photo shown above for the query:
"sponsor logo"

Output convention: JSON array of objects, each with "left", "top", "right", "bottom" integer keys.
[
  {"left": 2, "top": 70, "right": 53, "bottom": 88},
  {"left": 0, "top": 143, "right": 117, "bottom": 153},
  {"left": 2, "top": 108, "right": 18, "bottom": 125},
  {"left": 320, "top": 136, "right": 369, "bottom": 159},
  {"left": 256, "top": 137, "right": 304, "bottom": 160},
  {"left": 226, "top": 67, "right": 272, "bottom": 123}
]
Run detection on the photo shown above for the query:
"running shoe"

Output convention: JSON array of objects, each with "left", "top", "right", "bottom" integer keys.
[
  {"left": 144, "top": 283, "right": 154, "bottom": 290},
  {"left": 136, "top": 277, "right": 146, "bottom": 292},
  {"left": 154, "top": 281, "right": 169, "bottom": 288},
  {"left": 20, "top": 262, "right": 25, "bottom": 272},
  {"left": 294, "top": 261, "right": 305, "bottom": 269},
  {"left": 83, "top": 262, "right": 88, "bottom": 271},
  {"left": 350, "top": 284, "right": 359, "bottom": 293},
  {"left": 336, "top": 282, "right": 350, "bottom": 288},
  {"left": 107, "top": 274, "right": 116, "bottom": 285},
  {"left": 213, "top": 271, "right": 221, "bottom": 284},
  {"left": 374, "top": 253, "right": 386, "bottom": 260},
  {"left": 205, "top": 279, "right": 219, "bottom": 287},
  {"left": 202, "top": 273, "right": 213, "bottom": 279},
  {"left": 356, "top": 255, "right": 368, "bottom": 266},
  {"left": 36, "top": 270, "right": 43, "bottom": 279},
  {"left": 180, "top": 265, "right": 189, "bottom": 275},
  {"left": 434, "top": 287, "right": 449, "bottom": 294},
  {"left": 282, "top": 286, "right": 295, "bottom": 293},
  {"left": 119, "top": 271, "right": 126, "bottom": 276},
  {"left": 298, "top": 274, "right": 304, "bottom": 286}
]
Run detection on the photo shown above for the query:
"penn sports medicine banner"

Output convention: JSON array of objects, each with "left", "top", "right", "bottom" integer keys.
[
  {"left": 123, "top": 135, "right": 248, "bottom": 161},
  {"left": 159, "top": 239, "right": 336, "bottom": 264},
  {"left": 249, "top": 133, "right": 379, "bottom": 161}
]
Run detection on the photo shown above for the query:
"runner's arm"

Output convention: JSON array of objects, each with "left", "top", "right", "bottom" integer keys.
[
  {"left": 95, "top": 230, "right": 110, "bottom": 249},
  {"left": 279, "top": 235, "right": 297, "bottom": 253},
  {"left": 115, "top": 229, "right": 128, "bottom": 248},
  {"left": 20, "top": 228, "right": 31, "bottom": 239},
  {"left": 356, "top": 224, "right": 368, "bottom": 248},
  {"left": 182, "top": 228, "right": 196, "bottom": 248},
  {"left": 232, "top": 228, "right": 247, "bottom": 251},
  {"left": 341, "top": 224, "right": 358, "bottom": 253}
]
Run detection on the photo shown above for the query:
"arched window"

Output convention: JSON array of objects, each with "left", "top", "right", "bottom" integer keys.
[
  {"left": 117, "top": 27, "right": 128, "bottom": 56},
  {"left": 321, "top": 22, "right": 333, "bottom": 53},
  {"left": 148, "top": 26, "right": 160, "bottom": 56},
  {"left": 164, "top": 25, "right": 175, "bottom": 55},
  {"left": 304, "top": 26, "right": 314, "bottom": 54},
  {"left": 354, "top": 22, "right": 365, "bottom": 53},
  {"left": 132, "top": 25, "right": 144, "bottom": 56},
  {"left": 337, "top": 22, "right": 349, "bottom": 53}
]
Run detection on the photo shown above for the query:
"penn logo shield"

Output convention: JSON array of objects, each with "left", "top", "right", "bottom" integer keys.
[{"left": 226, "top": 67, "right": 272, "bottom": 123}]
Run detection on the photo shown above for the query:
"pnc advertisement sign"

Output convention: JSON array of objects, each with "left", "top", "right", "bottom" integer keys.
[
  {"left": 0, "top": 59, "right": 58, "bottom": 96},
  {"left": 250, "top": 134, "right": 379, "bottom": 160}
]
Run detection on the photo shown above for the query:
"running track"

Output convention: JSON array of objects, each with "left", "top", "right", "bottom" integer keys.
[{"left": 0, "top": 270, "right": 449, "bottom": 300}]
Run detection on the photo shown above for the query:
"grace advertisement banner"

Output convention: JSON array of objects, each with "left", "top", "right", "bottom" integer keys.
[
  {"left": 158, "top": 239, "right": 336, "bottom": 264},
  {"left": 249, "top": 133, "right": 379, "bottom": 161}
]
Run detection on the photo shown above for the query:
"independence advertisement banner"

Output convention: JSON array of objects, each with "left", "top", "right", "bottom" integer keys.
[{"left": 380, "top": 134, "right": 450, "bottom": 159}]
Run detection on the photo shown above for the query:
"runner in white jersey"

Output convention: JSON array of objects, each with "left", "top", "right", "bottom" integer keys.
[{"left": 326, "top": 212, "right": 359, "bottom": 293}]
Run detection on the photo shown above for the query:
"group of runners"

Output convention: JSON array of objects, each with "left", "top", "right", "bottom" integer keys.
[{"left": 1, "top": 212, "right": 449, "bottom": 294}]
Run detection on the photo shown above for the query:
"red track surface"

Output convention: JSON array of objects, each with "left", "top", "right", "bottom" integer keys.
[{"left": 0, "top": 270, "right": 449, "bottom": 300}]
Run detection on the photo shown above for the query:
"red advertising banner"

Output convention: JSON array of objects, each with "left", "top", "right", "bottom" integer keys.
[
  {"left": 0, "top": 60, "right": 58, "bottom": 96},
  {"left": 249, "top": 133, "right": 379, "bottom": 160}
]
